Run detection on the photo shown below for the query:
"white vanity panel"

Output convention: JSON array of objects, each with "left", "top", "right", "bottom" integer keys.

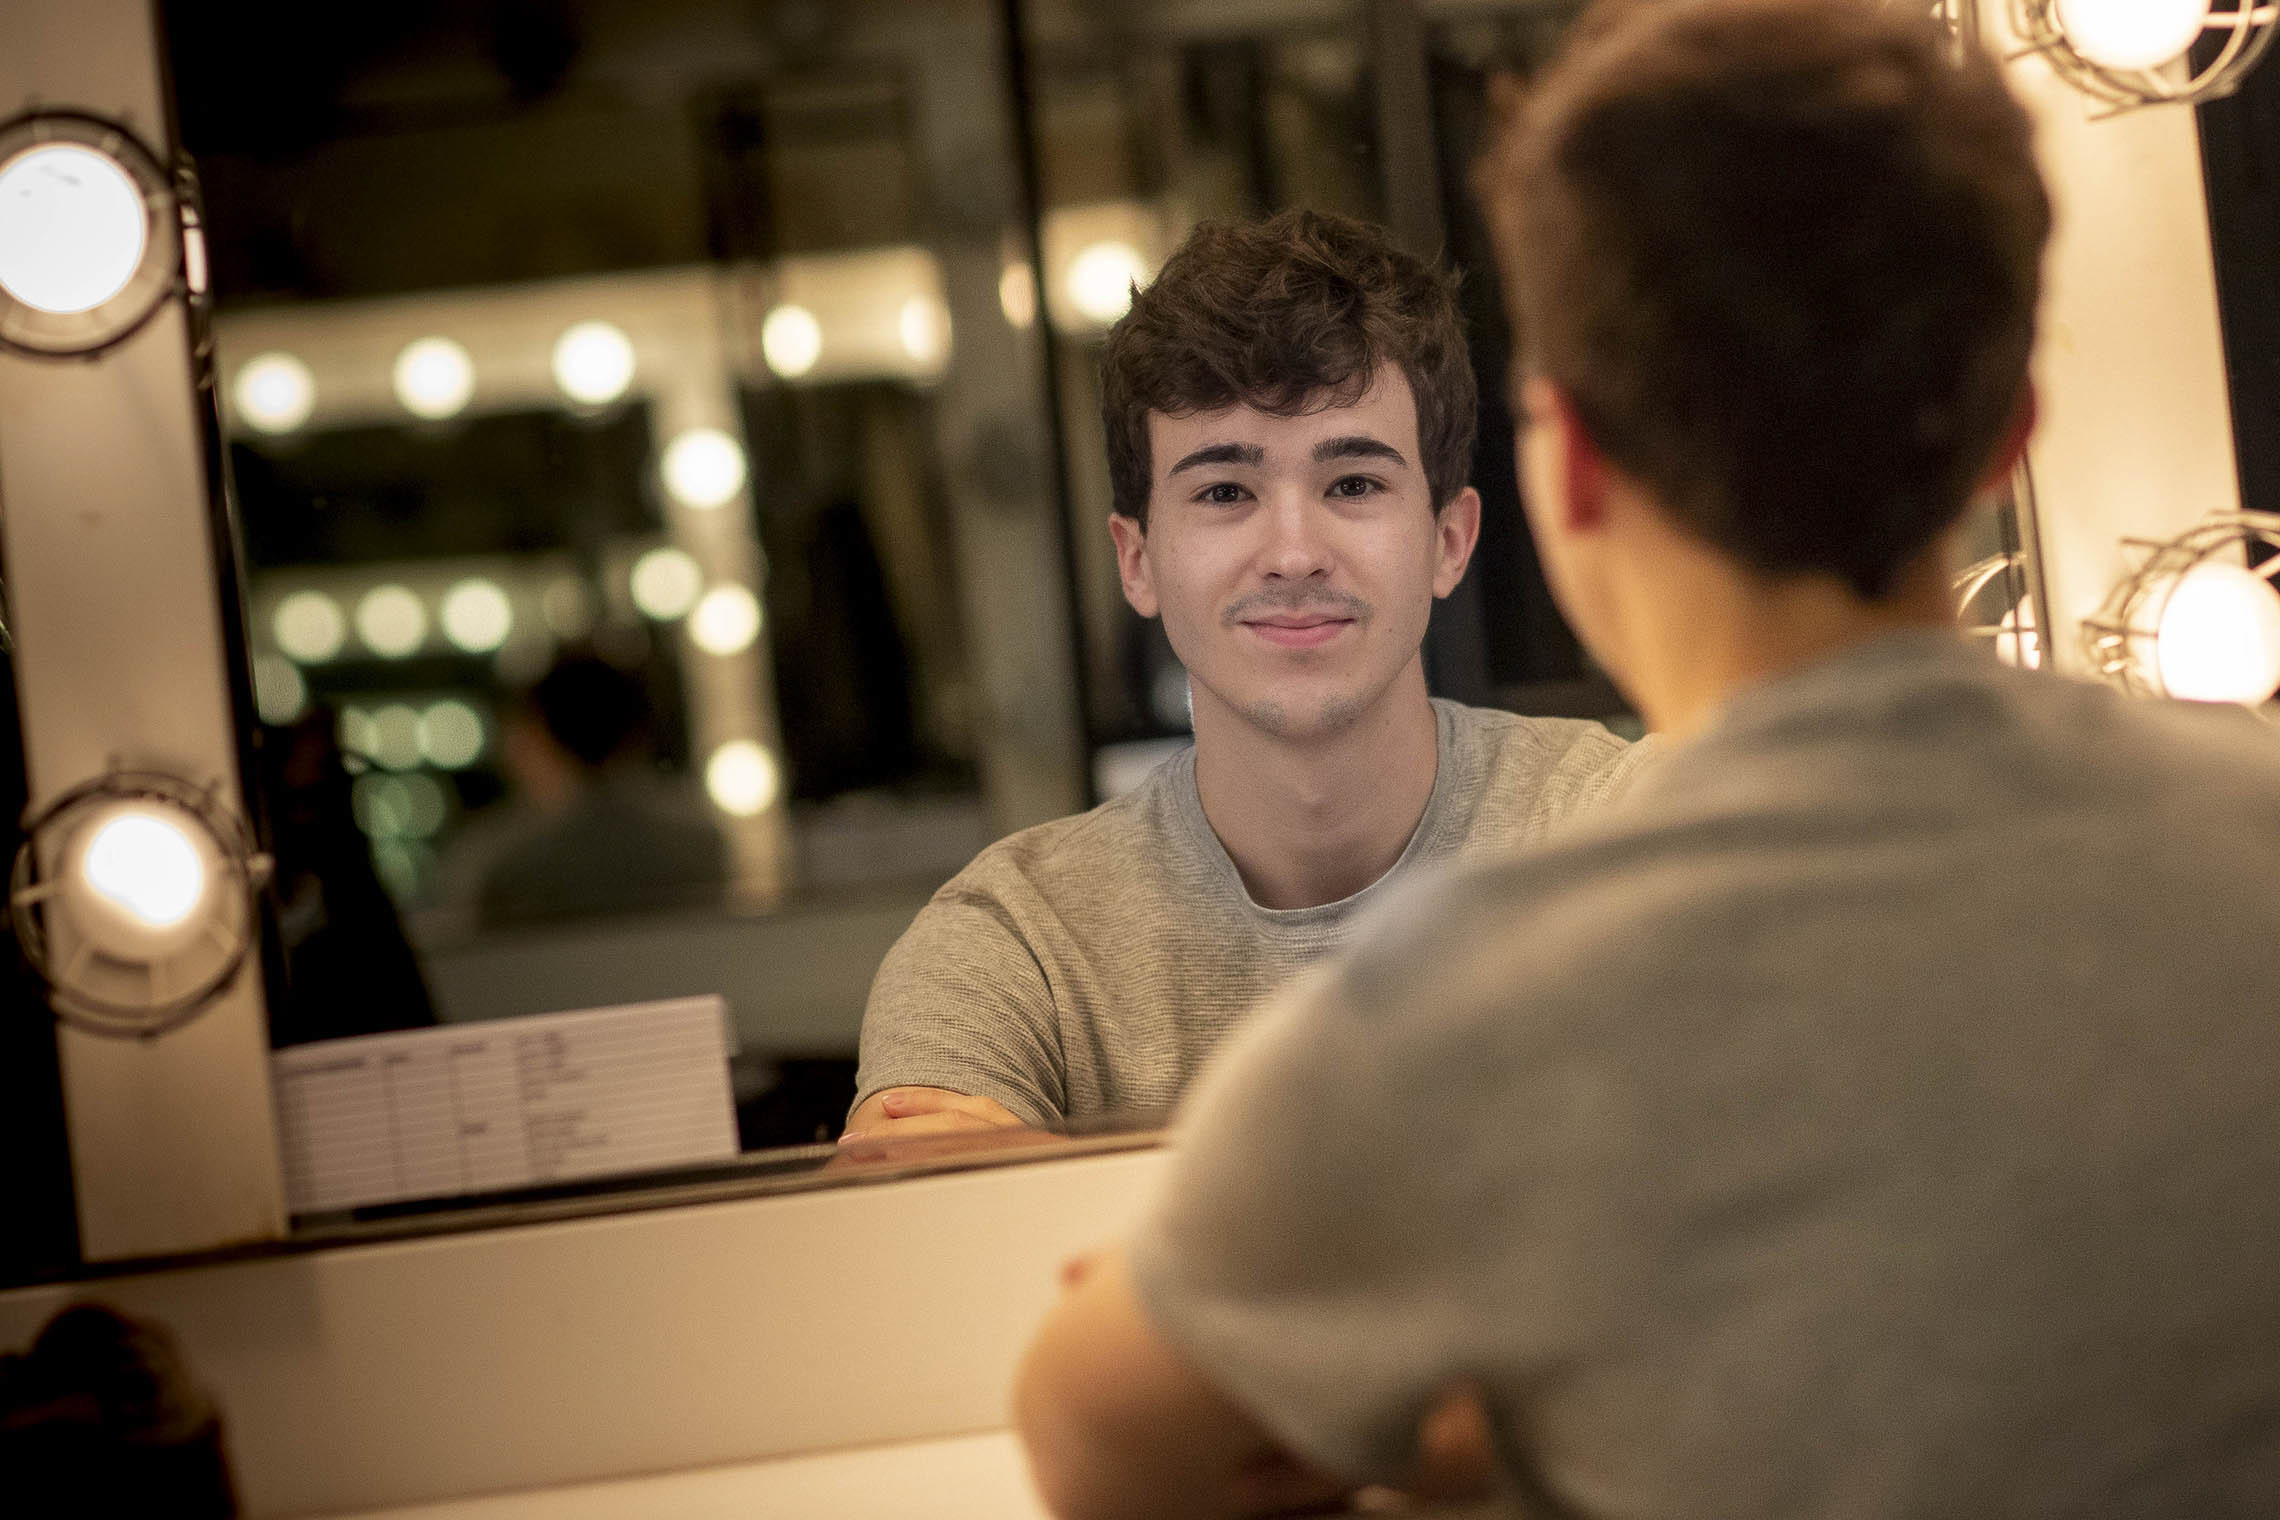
[{"left": 0, "top": 1146, "right": 1167, "bottom": 1518}]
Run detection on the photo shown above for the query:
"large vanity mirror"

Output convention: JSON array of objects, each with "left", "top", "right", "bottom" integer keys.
[{"left": 0, "top": 0, "right": 2060, "bottom": 1272}]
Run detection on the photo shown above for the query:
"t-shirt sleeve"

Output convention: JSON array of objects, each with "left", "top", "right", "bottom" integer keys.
[
  {"left": 851, "top": 882, "right": 1067, "bottom": 1127},
  {"left": 1123, "top": 960, "right": 1476, "bottom": 1484}
]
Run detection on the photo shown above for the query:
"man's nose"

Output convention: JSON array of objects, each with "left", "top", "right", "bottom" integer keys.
[{"left": 1257, "top": 492, "right": 1333, "bottom": 581}]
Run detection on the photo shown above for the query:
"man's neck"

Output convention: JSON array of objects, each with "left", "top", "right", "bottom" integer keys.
[
  {"left": 1618, "top": 542, "right": 1959, "bottom": 740},
  {"left": 1190, "top": 662, "right": 1441, "bottom": 910}
]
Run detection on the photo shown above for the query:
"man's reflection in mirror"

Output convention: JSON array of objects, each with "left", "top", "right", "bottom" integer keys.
[
  {"left": 440, "top": 649, "right": 727, "bottom": 927},
  {"left": 843, "top": 211, "right": 1654, "bottom": 1147}
]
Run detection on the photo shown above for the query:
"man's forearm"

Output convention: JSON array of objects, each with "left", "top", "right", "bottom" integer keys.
[{"left": 1015, "top": 1251, "right": 1346, "bottom": 1520}]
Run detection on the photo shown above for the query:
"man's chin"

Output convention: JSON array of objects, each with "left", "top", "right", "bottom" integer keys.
[{"left": 1236, "top": 692, "right": 1366, "bottom": 744}]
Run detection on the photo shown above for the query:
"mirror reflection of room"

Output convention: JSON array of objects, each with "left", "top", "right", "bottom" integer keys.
[{"left": 140, "top": 0, "right": 1672, "bottom": 1215}]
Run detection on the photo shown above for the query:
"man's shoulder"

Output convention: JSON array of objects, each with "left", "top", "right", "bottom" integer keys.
[
  {"left": 929, "top": 746, "right": 1200, "bottom": 912},
  {"left": 1429, "top": 699, "right": 1655, "bottom": 845}
]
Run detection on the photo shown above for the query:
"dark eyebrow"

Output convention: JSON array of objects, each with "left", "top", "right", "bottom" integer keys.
[
  {"left": 1167, "top": 442, "right": 1265, "bottom": 477},
  {"left": 1314, "top": 435, "right": 1409, "bottom": 468}
]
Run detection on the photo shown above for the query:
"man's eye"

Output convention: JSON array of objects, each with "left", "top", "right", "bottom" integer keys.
[
  {"left": 1329, "top": 475, "right": 1382, "bottom": 499},
  {"left": 1198, "top": 482, "right": 1247, "bottom": 505}
]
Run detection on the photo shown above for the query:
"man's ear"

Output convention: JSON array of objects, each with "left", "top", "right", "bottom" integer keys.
[
  {"left": 1974, "top": 381, "right": 2038, "bottom": 496},
  {"left": 1108, "top": 513, "right": 1159, "bottom": 618},
  {"left": 1432, "top": 487, "right": 1483, "bottom": 599},
  {"left": 1537, "top": 379, "right": 1613, "bottom": 534}
]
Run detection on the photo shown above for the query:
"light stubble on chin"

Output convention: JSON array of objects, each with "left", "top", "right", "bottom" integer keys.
[{"left": 1239, "top": 691, "right": 1365, "bottom": 742}]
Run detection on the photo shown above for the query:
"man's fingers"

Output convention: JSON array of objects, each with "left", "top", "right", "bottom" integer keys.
[
  {"left": 879, "top": 1088, "right": 1024, "bottom": 1127},
  {"left": 867, "top": 1109, "right": 999, "bottom": 1137}
]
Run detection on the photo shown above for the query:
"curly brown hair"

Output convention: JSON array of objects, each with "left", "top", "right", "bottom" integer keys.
[
  {"left": 1477, "top": 0, "right": 2049, "bottom": 597},
  {"left": 1098, "top": 209, "right": 1477, "bottom": 527}
]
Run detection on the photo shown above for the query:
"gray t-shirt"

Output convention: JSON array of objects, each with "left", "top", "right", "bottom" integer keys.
[
  {"left": 854, "top": 700, "right": 1649, "bottom": 1127},
  {"left": 1132, "top": 633, "right": 2280, "bottom": 1517}
]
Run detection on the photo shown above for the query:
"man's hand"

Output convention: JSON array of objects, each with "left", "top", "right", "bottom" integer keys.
[{"left": 842, "top": 1084, "right": 1031, "bottom": 1141}]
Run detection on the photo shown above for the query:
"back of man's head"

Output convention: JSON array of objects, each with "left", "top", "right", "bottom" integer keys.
[
  {"left": 1479, "top": 0, "right": 2050, "bottom": 598},
  {"left": 1099, "top": 208, "right": 1478, "bottom": 525}
]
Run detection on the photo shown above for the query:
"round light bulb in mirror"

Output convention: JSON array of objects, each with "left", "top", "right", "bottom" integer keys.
[
  {"left": 630, "top": 546, "right": 704, "bottom": 620},
  {"left": 356, "top": 584, "right": 428, "bottom": 658},
  {"left": 251, "top": 654, "right": 308, "bottom": 725},
  {"left": 274, "top": 590, "right": 347, "bottom": 663},
  {"left": 232, "top": 351, "right": 317, "bottom": 434},
  {"left": 2154, "top": 560, "right": 2280, "bottom": 703},
  {"left": 706, "top": 739, "right": 781, "bottom": 817},
  {"left": 552, "top": 320, "right": 636, "bottom": 406},
  {"left": 392, "top": 336, "right": 475, "bottom": 421},
  {"left": 0, "top": 144, "right": 149, "bottom": 315},
  {"left": 370, "top": 704, "right": 423, "bottom": 771},
  {"left": 2053, "top": 0, "right": 2211, "bottom": 70},
  {"left": 440, "top": 578, "right": 513, "bottom": 653},
  {"left": 999, "top": 260, "right": 1038, "bottom": 330},
  {"left": 1067, "top": 240, "right": 1149, "bottom": 326},
  {"left": 661, "top": 427, "right": 748, "bottom": 510},
  {"left": 689, "top": 583, "right": 763, "bottom": 655},
  {"left": 418, "top": 700, "right": 487, "bottom": 770},
  {"left": 75, "top": 808, "right": 209, "bottom": 949},
  {"left": 760, "top": 304, "right": 823, "bottom": 379},
  {"left": 899, "top": 295, "right": 949, "bottom": 367},
  {"left": 338, "top": 706, "right": 375, "bottom": 760}
]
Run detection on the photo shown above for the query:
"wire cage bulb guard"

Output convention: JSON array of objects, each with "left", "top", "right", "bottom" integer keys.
[
  {"left": 0, "top": 110, "right": 187, "bottom": 359},
  {"left": 1955, "top": 550, "right": 2044, "bottom": 668},
  {"left": 9, "top": 768, "right": 271, "bottom": 1039},
  {"left": 2080, "top": 510, "right": 2280, "bottom": 705},
  {"left": 2010, "top": 0, "right": 2279, "bottom": 114}
]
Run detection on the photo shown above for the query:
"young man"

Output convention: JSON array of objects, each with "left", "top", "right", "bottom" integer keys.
[
  {"left": 1018, "top": 2, "right": 2280, "bottom": 1516},
  {"left": 844, "top": 210, "right": 1651, "bottom": 1142}
]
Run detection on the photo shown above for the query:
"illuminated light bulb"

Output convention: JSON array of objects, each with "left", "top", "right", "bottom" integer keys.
[
  {"left": 338, "top": 705, "right": 376, "bottom": 760},
  {"left": 370, "top": 704, "right": 423, "bottom": 771},
  {"left": 0, "top": 144, "right": 149, "bottom": 315},
  {"left": 274, "top": 590, "right": 347, "bottom": 663},
  {"left": 661, "top": 427, "right": 748, "bottom": 509},
  {"left": 999, "top": 260, "right": 1038, "bottom": 330},
  {"left": 760, "top": 303, "right": 823, "bottom": 379},
  {"left": 233, "top": 351, "right": 317, "bottom": 434},
  {"left": 354, "top": 772, "right": 447, "bottom": 839},
  {"left": 418, "top": 699, "right": 486, "bottom": 769},
  {"left": 251, "top": 654, "right": 308, "bottom": 725},
  {"left": 2053, "top": 0, "right": 2211, "bottom": 71},
  {"left": 1067, "top": 240, "right": 1149, "bottom": 326},
  {"left": 705, "top": 739, "right": 781, "bottom": 817},
  {"left": 551, "top": 320, "right": 636, "bottom": 406},
  {"left": 629, "top": 546, "right": 704, "bottom": 620},
  {"left": 1996, "top": 602, "right": 2042, "bottom": 672},
  {"left": 356, "top": 584, "right": 428, "bottom": 658},
  {"left": 2153, "top": 560, "right": 2280, "bottom": 703},
  {"left": 392, "top": 336, "right": 475, "bottom": 420},
  {"left": 440, "top": 577, "right": 513, "bottom": 653},
  {"left": 899, "top": 295, "right": 950, "bottom": 367},
  {"left": 351, "top": 773, "right": 407, "bottom": 837},
  {"left": 689, "top": 583, "right": 763, "bottom": 655},
  {"left": 77, "top": 808, "right": 207, "bottom": 938}
]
